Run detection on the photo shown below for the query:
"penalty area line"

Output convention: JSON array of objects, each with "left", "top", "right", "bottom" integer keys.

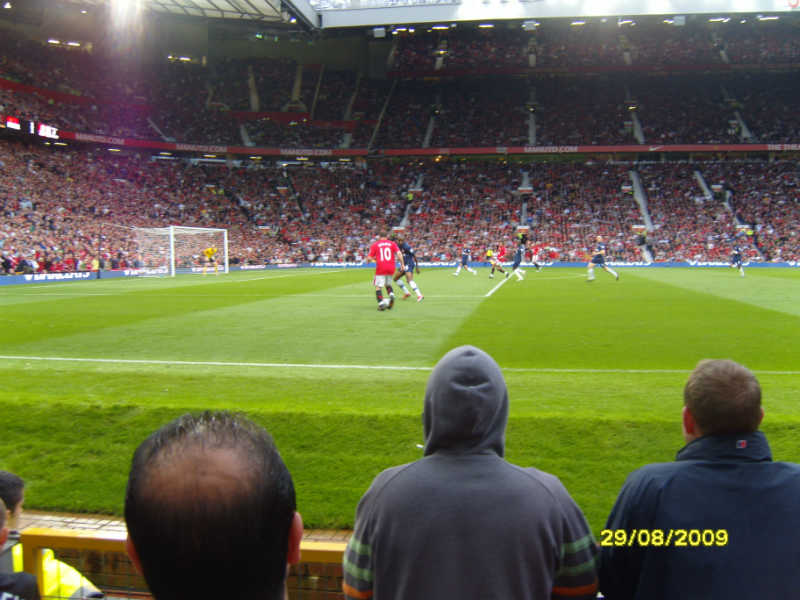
[{"left": 2, "top": 356, "right": 798, "bottom": 375}]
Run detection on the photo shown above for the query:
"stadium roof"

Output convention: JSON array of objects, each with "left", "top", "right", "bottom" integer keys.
[
  {"left": 55, "top": 0, "right": 799, "bottom": 30},
  {"left": 58, "top": 0, "right": 287, "bottom": 21}
]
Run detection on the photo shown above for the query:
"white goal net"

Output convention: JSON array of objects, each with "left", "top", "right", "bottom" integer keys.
[{"left": 132, "top": 226, "right": 228, "bottom": 277}]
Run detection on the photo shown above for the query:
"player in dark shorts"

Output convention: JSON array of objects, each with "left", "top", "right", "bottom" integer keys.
[
  {"left": 510, "top": 245, "right": 525, "bottom": 281},
  {"left": 587, "top": 236, "right": 619, "bottom": 282},
  {"left": 454, "top": 247, "right": 477, "bottom": 276},
  {"left": 730, "top": 245, "right": 745, "bottom": 277},
  {"left": 393, "top": 236, "right": 424, "bottom": 302}
]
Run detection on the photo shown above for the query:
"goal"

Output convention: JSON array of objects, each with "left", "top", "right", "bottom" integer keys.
[{"left": 132, "top": 226, "right": 228, "bottom": 276}]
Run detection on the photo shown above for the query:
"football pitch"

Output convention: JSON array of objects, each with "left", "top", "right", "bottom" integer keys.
[{"left": 2, "top": 266, "right": 800, "bottom": 532}]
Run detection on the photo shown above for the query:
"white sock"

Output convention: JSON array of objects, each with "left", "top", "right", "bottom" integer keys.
[
  {"left": 607, "top": 268, "right": 618, "bottom": 278},
  {"left": 454, "top": 266, "right": 461, "bottom": 274},
  {"left": 410, "top": 281, "right": 421, "bottom": 297},
  {"left": 397, "top": 281, "right": 409, "bottom": 294}
]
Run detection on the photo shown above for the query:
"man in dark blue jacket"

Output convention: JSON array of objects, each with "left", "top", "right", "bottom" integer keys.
[{"left": 600, "top": 359, "right": 800, "bottom": 600}]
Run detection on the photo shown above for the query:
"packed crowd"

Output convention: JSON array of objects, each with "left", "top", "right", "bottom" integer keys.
[
  {"left": 639, "top": 162, "right": 744, "bottom": 262},
  {"left": 0, "top": 33, "right": 153, "bottom": 103},
  {"left": 348, "top": 79, "right": 391, "bottom": 147},
  {"left": 632, "top": 75, "right": 742, "bottom": 145},
  {"left": 246, "top": 118, "right": 345, "bottom": 149},
  {"left": 624, "top": 24, "right": 721, "bottom": 65},
  {"left": 440, "top": 28, "right": 530, "bottom": 70},
  {"left": 523, "top": 162, "right": 643, "bottom": 261},
  {"left": 0, "top": 139, "right": 255, "bottom": 273},
  {"left": 391, "top": 20, "right": 800, "bottom": 73},
  {"left": 727, "top": 73, "right": 800, "bottom": 144},
  {"left": 429, "top": 80, "right": 529, "bottom": 147},
  {"left": 402, "top": 160, "right": 522, "bottom": 261},
  {"left": 533, "top": 78, "right": 633, "bottom": 146},
  {"left": 312, "top": 68, "right": 357, "bottom": 121},
  {"left": 532, "top": 24, "right": 625, "bottom": 67},
  {"left": 373, "top": 82, "right": 436, "bottom": 149},
  {"left": 2, "top": 26, "right": 800, "bottom": 149},
  {"left": 4, "top": 139, "right": 796, "bottom": 274},
  {"left": 700, "top": 161, "right": 800, "bottom": 262},
  {"left": 720, "top": 22, "right": 800, "bottom": 64}
]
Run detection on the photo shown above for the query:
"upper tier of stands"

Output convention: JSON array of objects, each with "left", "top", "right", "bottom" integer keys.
[
  {"left": 1, "top": 24, "right": 799, "bottom": 148},
  {"left": 391, "top": 19, "right": 800, "bottom": 71}
]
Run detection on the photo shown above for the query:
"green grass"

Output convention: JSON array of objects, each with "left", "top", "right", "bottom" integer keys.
[{"left": 1, "top": 266, "right": 799, "bottom": 532}]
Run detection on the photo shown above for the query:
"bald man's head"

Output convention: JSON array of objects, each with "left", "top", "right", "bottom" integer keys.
[{"left": 125, "top": 412, "right": 297, "bottom": 600}]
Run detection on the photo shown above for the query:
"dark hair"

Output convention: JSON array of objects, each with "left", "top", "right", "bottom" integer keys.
[
  {"left": 684, "top": 359, "right": 762, "bottom": 436},
  {"left": 125, "top": 411, "right": 296, "bottom": 600},
  {"left": 0, "top": 471, "right": 25, "bottom": 513}
]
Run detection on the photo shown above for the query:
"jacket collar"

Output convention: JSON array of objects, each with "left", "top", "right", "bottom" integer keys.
[{"left": 676, "top": 431, "right": 772, "bottom": 463}]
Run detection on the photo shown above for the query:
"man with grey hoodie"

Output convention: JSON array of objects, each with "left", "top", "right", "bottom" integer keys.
[{"left": 343, "top": 345, "right": 598, "bottom": 600}]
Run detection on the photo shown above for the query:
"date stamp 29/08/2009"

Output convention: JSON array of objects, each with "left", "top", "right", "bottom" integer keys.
[{"left": 600, "top": 529, "right": 729, "bottom": 548}]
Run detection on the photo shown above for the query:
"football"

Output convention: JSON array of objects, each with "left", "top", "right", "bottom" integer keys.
[{"left": 378, "top": 298, "right": 391, "bottom": 311}]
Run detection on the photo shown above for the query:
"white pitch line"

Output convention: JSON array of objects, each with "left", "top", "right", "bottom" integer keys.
[
  {"left": 485, "top": 276, "right": 511, "bottom": 297},
  {"left": 0, "top": 355, "right": 428, "bottom": 371},
  {"left": 1, "top": 355, "right": 798, "bottom": 375}
]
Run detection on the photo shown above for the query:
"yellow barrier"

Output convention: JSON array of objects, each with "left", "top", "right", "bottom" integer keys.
[{"left": 20, "top": 528, "right": 347, "bottom": 597}]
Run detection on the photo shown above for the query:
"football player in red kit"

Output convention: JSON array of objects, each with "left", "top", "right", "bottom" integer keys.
[{"left": 368, "top": 236, "right": 405, "bottom": 311}]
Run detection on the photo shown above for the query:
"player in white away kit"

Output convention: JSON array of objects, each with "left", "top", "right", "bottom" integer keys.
[{"left": 368, "top": 236, "right": 405, "bottom": 311}]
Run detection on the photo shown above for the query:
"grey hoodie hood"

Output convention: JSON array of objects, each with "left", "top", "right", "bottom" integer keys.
[{"left": 423, "top": 345, "right": 508, "bottom": 457}]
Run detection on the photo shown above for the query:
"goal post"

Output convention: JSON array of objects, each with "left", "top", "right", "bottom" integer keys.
[{"left": 132, "top": 226, "right": 228, "bottom": 277}]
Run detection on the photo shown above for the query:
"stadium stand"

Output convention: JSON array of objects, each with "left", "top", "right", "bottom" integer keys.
[
  {"left": 3, "top": 21, "right": 800, "bottom": 148},
  {"left": 2, "top": 137, "right": 798, "bottom": 269},
  {"left": 1, "top": 19, "right": 799, "bottom": 269},
  {"left": 530, "top": 22, "right": 626, "bottom": 67},
  {"left": 2, "top": 13, "right": 799, "bottom": 600},
  {"left": 720, "top": 20, "right": 800, "bottom": 65}
]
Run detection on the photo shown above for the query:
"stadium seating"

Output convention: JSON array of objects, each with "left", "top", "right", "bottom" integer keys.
[
  {"left": 1, "top": 20, "right": 799, "bottom": 270},
  {"left": 2, "top": 136, "right": 798, "bottom": 269},
  {"left": 3, "top": 22, "right": 800, "bottom": 148}
]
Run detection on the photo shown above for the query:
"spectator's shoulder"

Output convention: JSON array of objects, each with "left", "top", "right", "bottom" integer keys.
[
  {"left": 359, "top": 461, "right": 419, "bottom": 505},
  {"left": 610, "top": 460, "right": 690, "bottom": 506},
  {"left": 510, "top": 465, "right": 583, "bottom": 509}
]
